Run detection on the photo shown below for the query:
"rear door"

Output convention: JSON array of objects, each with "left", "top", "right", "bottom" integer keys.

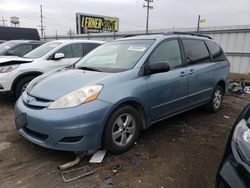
[
  {"left": 147, "top": 39, "right": 188, "bottom": 122},
  {"left": 181, "top": 38, "right": 215, "bottom": 107}
]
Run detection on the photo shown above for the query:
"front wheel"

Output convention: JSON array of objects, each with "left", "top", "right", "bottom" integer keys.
[
  {"left": 15, "top": 76, "right": 35, "bottom": 98},
  {"left": 206, "top": 85, "right": 224, "bottom": 113},
  {"left": 103, "top": 105, "right": 141, "bottom": 154}
]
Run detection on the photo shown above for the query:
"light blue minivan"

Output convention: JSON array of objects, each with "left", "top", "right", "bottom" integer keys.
[{"left": 15, "top": 33, "right": 230, "bottom": 154}]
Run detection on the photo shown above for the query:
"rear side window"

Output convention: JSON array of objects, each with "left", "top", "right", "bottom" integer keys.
[
  {"left": 85, "top": 43, "right": 101, "bottom": 54},
  {"left": 205, "top": 40, "right": 226, "bottom": 62},
  {"left": 11, "top": 44, "right": 33, "bottom": 56},
  {"left": 182, "top": 39, "right": 210, "bottom": 65}
]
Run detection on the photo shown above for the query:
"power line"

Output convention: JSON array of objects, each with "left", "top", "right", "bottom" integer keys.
[{"left": 143, "top": 0, "right": 154, "bottom": 34}]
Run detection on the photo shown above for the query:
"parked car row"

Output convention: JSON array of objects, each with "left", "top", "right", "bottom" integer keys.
[{"left": 4, "top": 33, "right": 248, "bottom": 187}]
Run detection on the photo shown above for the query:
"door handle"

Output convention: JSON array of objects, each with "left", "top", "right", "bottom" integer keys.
[
  {"left": 180, "top": 71, "right": 187, "bottom": 77},
  {"left": 189, "top": 69, "right": 195, "bottom": 74}
]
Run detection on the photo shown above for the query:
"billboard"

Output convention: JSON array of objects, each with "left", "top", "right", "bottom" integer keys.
[{"left": 76, "top": 13, "right": 119, "bottom": 34}]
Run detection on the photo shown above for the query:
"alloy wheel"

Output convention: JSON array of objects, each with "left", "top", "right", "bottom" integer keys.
[
  {"left": 213, "top": 89, "right": 222, "bottom": 109},
  {"left": 112, "top": 113, "right": 136, "bottom": 147}
]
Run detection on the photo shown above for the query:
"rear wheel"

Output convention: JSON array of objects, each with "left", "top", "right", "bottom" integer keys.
[
  {"left": 103, "top": 105, "right": 141, "bottom": 154},
  {"left": 15, "top": 76, "right": 35, "bottom": 98},
  {"left": 206, "top": 85, "right": 224, "bottom": 113}
]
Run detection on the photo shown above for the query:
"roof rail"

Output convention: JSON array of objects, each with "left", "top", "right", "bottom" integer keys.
[
  {"left": 164, "top": 31, "right": 212, "bottom": 39},
  {"left": 123, "top": 34, "right": 141, "bottom": 38}
]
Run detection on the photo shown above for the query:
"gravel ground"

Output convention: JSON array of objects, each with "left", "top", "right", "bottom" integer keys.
[{"left": 0, "top": 94, "right": 249, "bottom": 188}]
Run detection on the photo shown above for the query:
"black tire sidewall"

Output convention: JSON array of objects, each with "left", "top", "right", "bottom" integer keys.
[
  {"left": 15, "top": 76, "right": 34, "bottom": 98},
  {"left": 103, "top": 105, "right": 141, "bottom": 154}
]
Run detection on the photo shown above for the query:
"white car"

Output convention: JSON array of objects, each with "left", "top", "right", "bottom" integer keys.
[{"left": 0, "top": 40, "right": 104, "bottom": 97}]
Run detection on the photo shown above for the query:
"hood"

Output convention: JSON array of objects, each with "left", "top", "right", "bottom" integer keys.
[
  {"left": 0, "top": 56, "right": 33, "bottom": 66},
  {"left": 27, "top": 68, "right": 113, "bottom": 101}
]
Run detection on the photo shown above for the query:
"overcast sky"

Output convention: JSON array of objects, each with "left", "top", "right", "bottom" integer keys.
[{"left": 0, "top": 0, "right": 249, "bottom": 36}]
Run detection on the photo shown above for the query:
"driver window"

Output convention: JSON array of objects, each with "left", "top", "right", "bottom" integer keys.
[
  {"left": 55, "top": 45, "right": 72, "bottom": 58},
  {"left": 149, "top": 40, "right": 183, "bottom": 69}
]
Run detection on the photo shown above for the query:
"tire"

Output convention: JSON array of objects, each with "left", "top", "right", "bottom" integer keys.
[
  {"left": 103, "top": 105, "right": 141, "bottom": 154},
  {"left": 216, "top": 178, "right": 230, "bottom": 188},
  {"left": 206, "top": 85, "right": 224, "bottom": 113},
  {"left": 15, "top": 76, "right": 35, "bottom": 98}
]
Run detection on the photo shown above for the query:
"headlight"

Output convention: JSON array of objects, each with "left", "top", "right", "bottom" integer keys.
[
  {"left": 48, "top": 85, "right": 103, "bottom": 109},
  {"left": 232, "top": 119, "right": 250, "bottom": 162},
  {"left": 0, "top": 65, "right": 19, "bottom": 73}
]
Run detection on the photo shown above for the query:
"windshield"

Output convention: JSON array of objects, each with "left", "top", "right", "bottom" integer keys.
[
  {"left": 24, "top": 42, "right": 62, "bottom": 59},
  {"left": 0, "top": 41, "right": 19, "bottom": 54},
  {"left": 75, "top": 40, "right": 154, "bottom": 72}
]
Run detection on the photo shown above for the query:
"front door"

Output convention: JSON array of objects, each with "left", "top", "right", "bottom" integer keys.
[
  {"left": 48, "top": 44, "right": 72, "bottom": 70},
  {"left": 147, "top": 39, "right": 188, "bottom": 122}
]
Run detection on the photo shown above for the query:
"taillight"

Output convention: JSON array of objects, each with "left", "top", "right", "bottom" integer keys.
[{"left": 227, "top": 59, "right": 231, "bottom": 67}]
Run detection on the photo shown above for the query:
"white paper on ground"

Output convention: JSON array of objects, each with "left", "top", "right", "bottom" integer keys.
[{"left": 89, "top": 150, "right": 107, "bottom": 163}]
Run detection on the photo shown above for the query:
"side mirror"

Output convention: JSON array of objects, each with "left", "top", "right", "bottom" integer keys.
[
  {"left": 149, "top": 61, "right": 170, "bottom": 74},
  {"left": 53, "top": 53, "right": 65, "bottom": 60}
]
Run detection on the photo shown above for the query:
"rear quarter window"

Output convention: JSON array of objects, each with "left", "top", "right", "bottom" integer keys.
[
  {"left": 182, "top": 39, "right": 210, "bottom": 65},
  {"left": 205, "top": 40, "right": 227, "bottom": 62}
]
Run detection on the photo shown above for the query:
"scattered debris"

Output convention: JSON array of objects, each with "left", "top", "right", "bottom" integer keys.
[
  {"left": 130, "top": 155, "right": 139, "bottom": 166},
  {"left": 104, "top": 175, "right": 113, "bottom": 188},
  {"left": 60, "top": 166, "right": 94, "bottom": 183},
  {"left": 0, "top": 142, "right": 11, "bottom": 151},
  {"left": 89, "top": 150, "right": 107, "bottom": 163},
  {"left": 224, "top": 116, "right": 230, "bottom": 119},
  {"left": 112, "top": 164, "right": 122, "bottom": 175},
  {"left": 228, "top": 79, "right": 250, "bottom": 95},
  {"left": 58, "top": 152, "right": 86, "bottom": 171},
  {"left": 244, "top": 86, "right": 250, "bottom": 94}
]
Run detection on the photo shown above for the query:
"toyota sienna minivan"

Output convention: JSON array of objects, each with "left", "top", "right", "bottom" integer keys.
[{"left": 15, "top": 33, "right": 230, "bottom": 154}]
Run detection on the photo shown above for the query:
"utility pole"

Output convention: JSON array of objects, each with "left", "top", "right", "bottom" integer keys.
[
  {"left": 1, "top": 16, "right": 7, "bottom": 26},
  {"left": 197, "top": 15, "right": 201, "bottom": 34},
  {"left": 39, "top": 4, "right": 45, "bottom": 37},
  {"left": 143, "top": 0, "right": 154, "bottom": 35}
]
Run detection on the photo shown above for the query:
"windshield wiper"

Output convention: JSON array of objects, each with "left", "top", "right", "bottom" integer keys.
[{"left": 78, "top": 66, "right": 102, "bottom": 72}]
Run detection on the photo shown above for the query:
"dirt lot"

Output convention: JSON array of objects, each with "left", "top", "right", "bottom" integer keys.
[{"left": 0, "top": 94, "right": 250, "bottom": 188}]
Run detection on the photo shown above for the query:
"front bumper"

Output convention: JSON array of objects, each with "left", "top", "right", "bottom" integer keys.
[
  {"left": 14, "top": 97, "right": 113, "bottom": 151},
  {"left": 218, "top": 142, "right": 250, "bottom": 188}
]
